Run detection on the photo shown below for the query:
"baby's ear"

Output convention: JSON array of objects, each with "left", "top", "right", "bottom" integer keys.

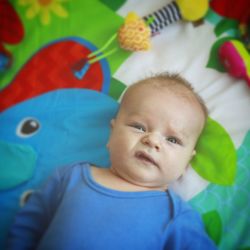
[
  {"left": 188, "top": 150, "right": 196, "bottom": 163},
  {"left": 192, "top": 150, "right": 196, "bottom": 157}
]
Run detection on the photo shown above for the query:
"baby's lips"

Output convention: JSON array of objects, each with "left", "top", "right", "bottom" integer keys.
[{"left": 135, "top": 151, "right": 158, "bottom": 167}]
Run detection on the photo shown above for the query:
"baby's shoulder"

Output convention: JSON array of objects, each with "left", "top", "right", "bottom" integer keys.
[
  {"left": 59, "top": 161, "right": 89, "bottom": 174},
  {"left": 169, "top": 190, "right": 197, "bottom": 218},
  {"left": 52, "top": 161, "right": 90, "bottom": 187}
]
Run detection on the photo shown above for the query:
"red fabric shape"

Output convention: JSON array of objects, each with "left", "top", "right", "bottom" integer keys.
[
  {"left": 0, "top": 0, "right": 24, "bottom": 44},
  {"left": 0, "top": 40, "right": 104, "bottom": 112},
  {"left": 210, "top": 0, "right": 250, "bottom": 23}
]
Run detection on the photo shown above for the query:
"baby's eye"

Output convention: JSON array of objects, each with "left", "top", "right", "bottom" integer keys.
[
  {"left": 166, "top": 137, "right": 179, "bottom": 144},
  {"left": 130, "top": 123, "right": 146, "bottom": 132}
]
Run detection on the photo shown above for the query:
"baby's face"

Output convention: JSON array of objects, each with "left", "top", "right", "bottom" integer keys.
[{"left": 107, "top": 84, "right": 205, "bottom": 190}]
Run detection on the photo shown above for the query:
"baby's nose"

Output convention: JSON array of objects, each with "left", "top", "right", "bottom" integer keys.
[{"left": 141, "top": 133, "right": 161, "bottom": 150}]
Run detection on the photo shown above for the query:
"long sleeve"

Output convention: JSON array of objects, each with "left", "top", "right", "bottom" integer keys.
[
  {"left": 164, "top": 208, "right": 218, "bottom": 250},
  {"left": 6, "top": 169, "right": 64, "bottom": 250}
]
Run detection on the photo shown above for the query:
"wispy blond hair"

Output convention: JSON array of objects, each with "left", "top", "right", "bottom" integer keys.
[{"left": 120, "top": 72, "right": 208, "bottom": 120}]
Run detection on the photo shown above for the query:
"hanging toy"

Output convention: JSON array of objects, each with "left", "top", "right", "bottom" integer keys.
[
  {"left": 73, "top": 0, "right": 209, "bottom": 79},
  {"left": 143, "top": 0, "right": 209, "bottom": 35},
  {"left": 240, "top": 21, "right": 250, "bottom": 51},
  {"left": 209, "top": 0, "right": 250, "bottom": 87},
  {"left": 73, "top": 12, "right": 152, "bottom": 79},
  {"left": 218, "top": 19, "right": 250, "bottom": 87},
  {"left": 219, "top": 40, "right": 250, "bottom": 87},
  {"left": 118, "top": 12, "right": 151, "bottom": 51}
]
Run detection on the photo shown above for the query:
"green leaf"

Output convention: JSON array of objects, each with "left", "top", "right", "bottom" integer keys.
[
  {"left": 191, "top": 117, "right": 237, "bottom": 185},
  {"left": 206, "top": 36, "right": 235, "bottom": 72},
  {"left": 109, "top": 77, "right": 126, "bottom": 101},
  {"left": 215, "top": 19, "right": 239, "bottom": 37},
  {"left": 100, "top": 0, "right": 126, "bottom": 11},
  {"left": 202, "top": 210, "right": 222, "bottom": 245}
]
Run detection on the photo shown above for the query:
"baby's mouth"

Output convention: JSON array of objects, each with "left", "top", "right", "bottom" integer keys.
[{"left": 135, "top": 151, "right": 158, "bottom": 167}]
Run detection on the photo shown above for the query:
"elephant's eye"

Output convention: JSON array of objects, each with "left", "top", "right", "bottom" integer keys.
[{"left": 16, "top": 118, "right": 40, "bottom": 138}]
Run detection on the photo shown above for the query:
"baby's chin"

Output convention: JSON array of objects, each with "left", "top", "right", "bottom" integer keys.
[{"left": 127, "top": 175, "right": 170, "bottom": 192}]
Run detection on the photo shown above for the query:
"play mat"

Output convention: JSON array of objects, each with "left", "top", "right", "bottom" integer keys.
[{"left": 0, "top": 0, "right": 250, "bottom": 249}]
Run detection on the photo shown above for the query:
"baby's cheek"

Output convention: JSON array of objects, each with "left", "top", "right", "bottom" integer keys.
[{"left": 161, "top": 167, "right": 178, "bottom": 182}]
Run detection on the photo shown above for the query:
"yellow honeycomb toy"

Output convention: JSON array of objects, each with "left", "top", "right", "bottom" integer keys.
[{"left": 118, "top": 12, "right": 151, "bottom": 51}]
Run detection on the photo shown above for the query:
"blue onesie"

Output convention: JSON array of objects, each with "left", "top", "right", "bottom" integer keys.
[{"left": 7, "top": 162, "right": 217, "bottom": 250}]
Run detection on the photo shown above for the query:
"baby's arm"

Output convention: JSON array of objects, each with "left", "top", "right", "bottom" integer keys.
[
  {"left": 7, "top": 169, "right": 63, "bottom": 250},
  {"left": 164, "top": 208, "right": 218, "bottom": 250}
]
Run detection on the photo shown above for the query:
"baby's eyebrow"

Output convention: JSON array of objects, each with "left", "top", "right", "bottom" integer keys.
[
  {"left": 126, "top": 113, "right": 146, "bottom": 121},
  {"left": 166, "top": 125, "right": 188, "bottom": 140}
]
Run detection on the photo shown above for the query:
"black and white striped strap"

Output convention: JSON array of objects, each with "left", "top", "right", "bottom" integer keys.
[{"left": 143, "top": 1, "right": 182, "bottom": 35}]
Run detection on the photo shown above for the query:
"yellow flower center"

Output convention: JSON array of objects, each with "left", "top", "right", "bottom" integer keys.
[{"left": 38, "top": 0, "right": 52, "bottom": 6}]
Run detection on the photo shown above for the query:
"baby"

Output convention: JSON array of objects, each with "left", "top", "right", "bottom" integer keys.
[{"left": 7, "top": 73, "right": 217, "bottom": 249}]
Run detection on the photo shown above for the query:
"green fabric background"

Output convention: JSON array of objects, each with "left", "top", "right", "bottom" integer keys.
[{"left": 1, "top": 0, "right": 130, "bottom": 89}]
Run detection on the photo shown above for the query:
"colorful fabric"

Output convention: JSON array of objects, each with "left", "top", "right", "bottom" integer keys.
[
  {"left": 0, "top": 2, "right": 128, "bottom": 247},
  {"left": 0, "top": 1, "right": 249, "bottom": 249}
]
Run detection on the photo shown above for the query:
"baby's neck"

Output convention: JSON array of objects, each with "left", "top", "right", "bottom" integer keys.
[{"left": 91, "top": 166, "right": 162, "bottom": 192}]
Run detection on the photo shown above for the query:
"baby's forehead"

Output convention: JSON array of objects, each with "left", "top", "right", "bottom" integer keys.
[
  {"left": 121, "top": 82, "right": 206, "bottom": 128},
  {"left": 133, "top": 81, "right": 205, "bottom": 115},
  {"left": 124, "top": 81, "right": 196, "bottom": 103},
  {"left": 122, "top": 83, "right": 198, "bottom": 113}
]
